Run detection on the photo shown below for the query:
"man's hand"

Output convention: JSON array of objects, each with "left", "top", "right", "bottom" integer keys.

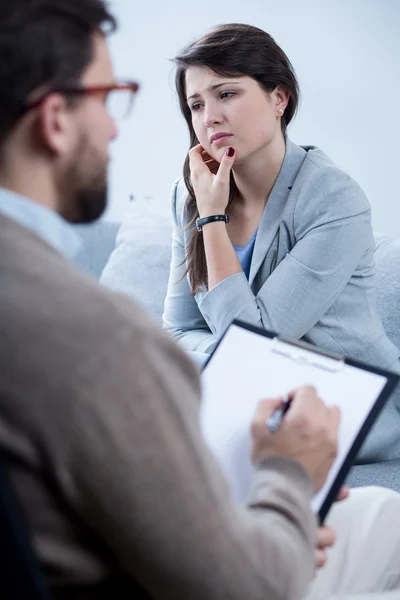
[
  {"left": 251, "top": 387, "right": 347, "bottom": 573},
  {"left": 250, "top": 386, "right": 340, "bottom": 493},
  {"left": 314, "top": 487, "right": 350, "bottom": 571},
  {"left": 315, "top": 525, "right": 335, "bottom": 569}
]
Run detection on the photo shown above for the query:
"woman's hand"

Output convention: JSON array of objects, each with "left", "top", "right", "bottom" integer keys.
[{"left": 189, "top": 144, "right": 236, "bottom": 218}]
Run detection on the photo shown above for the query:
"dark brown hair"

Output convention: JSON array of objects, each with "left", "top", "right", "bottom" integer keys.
[
  {"left": 174, "top": 23, "right": 300, "bottom": 294},
  {"left": 0, "top": 0, "right": 116, "bottom": 150}
]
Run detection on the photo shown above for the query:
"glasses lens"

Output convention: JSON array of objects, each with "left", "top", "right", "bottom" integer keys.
[{"left": 106, "top": 88, "right": 133, "bottom": 121}]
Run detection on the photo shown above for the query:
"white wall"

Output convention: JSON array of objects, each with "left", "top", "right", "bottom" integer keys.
[{"left": 105, "top": 0, "right": 400, "bottom": 238}]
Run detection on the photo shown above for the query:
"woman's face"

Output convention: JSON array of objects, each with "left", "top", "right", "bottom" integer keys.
[{"left": 185, "top": 66, "right": 285, "bottom": 164}]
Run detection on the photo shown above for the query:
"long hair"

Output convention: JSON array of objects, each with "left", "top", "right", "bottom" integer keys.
[{"left": 173, "top": 23, "right": 299, "bottom": 294}]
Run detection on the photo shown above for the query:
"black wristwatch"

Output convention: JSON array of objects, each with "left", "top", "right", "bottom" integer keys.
[{"left": 196, "top": 214, "right": 230, "bottom": 232}]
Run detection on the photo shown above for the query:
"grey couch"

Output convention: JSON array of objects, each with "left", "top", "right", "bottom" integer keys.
[{"left": 72, "top": 203, "right": 400, "bottom": 492}]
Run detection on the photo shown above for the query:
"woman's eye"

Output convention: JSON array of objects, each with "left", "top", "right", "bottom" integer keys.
[
  {"left": 191, "top": 102, "right": 203, "bottom": 112},
  {"left": 221, "top": 91, "right": 235, "bottom": 99}
]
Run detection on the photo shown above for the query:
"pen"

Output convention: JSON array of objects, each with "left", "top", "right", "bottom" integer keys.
[{"left": 266, "top": 396, "right": 291, "bottom": 433}]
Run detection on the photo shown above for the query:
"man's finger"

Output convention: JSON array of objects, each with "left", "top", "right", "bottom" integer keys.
[
  {"left": 316, "top": 526, "right": 336, "bottom": 549},
  {"left": 335, "top": 486, "right": 350, "bottom": 503},
  {"left": 253, "top": 396, "right": 284, "bottom": 423},
  {"left": 286, "top": 385, "right": 319, "bottom": 417},
  {"left": 329, "top": 405, "right": 341, "bottom": 430},
  {"left": 315, "top": 549, "right": 327, "bottom": 569}
]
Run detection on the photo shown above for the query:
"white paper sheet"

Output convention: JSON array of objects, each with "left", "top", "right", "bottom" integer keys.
[{"left": 200, "top": 323, "right": 388, "bottom": 514}]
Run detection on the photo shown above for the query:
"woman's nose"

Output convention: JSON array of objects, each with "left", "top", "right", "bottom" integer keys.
[{"left": 204, "top": 104, "right": 223, "bottom": 128}]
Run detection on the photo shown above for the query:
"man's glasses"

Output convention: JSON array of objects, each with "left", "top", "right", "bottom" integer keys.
[{"left": 21, "top": 81, "right": 140, "bottom": 122}]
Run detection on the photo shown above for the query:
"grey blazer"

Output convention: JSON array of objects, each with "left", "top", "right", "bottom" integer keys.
[{"left": 163, "top": 139, "right": 400, "bottom": 462}]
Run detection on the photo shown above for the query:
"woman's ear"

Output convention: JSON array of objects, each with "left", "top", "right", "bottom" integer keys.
[{"left": 273, "top": 85, "right": 290, "bottom": 116}]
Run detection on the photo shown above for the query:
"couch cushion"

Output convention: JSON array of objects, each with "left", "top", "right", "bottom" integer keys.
[
  {"left": 73, "top": 221, "right": 119, "bottom": 280},
  {"left": 100, "top": 212, "right": 400, "bottom": 345},
  {"left": 100, "top": 198, "right": 172, "bottom": 321},
  {"left": 346, "top": 459, "right": 400, "bottom": 492}
]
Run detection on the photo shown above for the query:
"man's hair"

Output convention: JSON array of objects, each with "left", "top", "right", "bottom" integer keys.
[{"left": 0, "top": 0, "right": 117, "bottom": 148}]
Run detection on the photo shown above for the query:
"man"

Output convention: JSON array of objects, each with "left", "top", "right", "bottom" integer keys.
[{"left": 0, "top": 1, "right": 399, "bottom": 599}]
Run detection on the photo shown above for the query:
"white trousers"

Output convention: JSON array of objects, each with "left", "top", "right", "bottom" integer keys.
[{"left": 306, "top": 487, "right": 400, "bottom": 600}]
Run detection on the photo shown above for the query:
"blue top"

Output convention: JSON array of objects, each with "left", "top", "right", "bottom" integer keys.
[
  {"left": 232, "top": 229, "right": 258, "bottom": 279},
  {"left": 0, "top": 187, "right": 80, "bottom": 258}
]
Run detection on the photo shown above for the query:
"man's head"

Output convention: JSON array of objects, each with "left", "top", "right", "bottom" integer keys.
[{"left": 0, "top": 0, "right": 132, "bottom": 223}]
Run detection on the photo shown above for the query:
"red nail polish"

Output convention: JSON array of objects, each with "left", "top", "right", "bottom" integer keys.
[{"left": 226, "top": 147, "right": 235, "bottom": 157}]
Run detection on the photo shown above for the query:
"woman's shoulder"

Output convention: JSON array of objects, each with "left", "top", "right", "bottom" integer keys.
[
  {"left": 293, "top": 145, "right": 371, "bottom": 227},
  {"left": 169, "top": 177, "right": 190, "bottom": 228},
  {"left": 298, "top": 146, "right": 368, "bottom": 200}
]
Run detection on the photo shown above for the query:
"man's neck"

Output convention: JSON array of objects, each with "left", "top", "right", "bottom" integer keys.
[
  {"left": 0, "top": 169, "right": 81, "bottom": 259},
  {"left": 0, "top": 164, "right": 59, "bottom": 214}
]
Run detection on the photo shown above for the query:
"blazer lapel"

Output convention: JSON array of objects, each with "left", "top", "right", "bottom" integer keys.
[{"left": 248, "top": 140, "right": 308, "bottom": 285}]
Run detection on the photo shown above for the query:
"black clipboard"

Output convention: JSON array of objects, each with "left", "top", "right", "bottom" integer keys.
[{"left": 201, "top": 319, "right": 399, "bottom": 523}]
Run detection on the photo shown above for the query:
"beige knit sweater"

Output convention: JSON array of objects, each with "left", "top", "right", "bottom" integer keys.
[{"left": 0, "top": 214, "right": 316, "bottom": 600}]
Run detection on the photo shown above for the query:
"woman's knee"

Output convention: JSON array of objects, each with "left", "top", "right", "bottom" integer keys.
[{"left": 349, "top": 486, "right": 400, "bottom": 525}]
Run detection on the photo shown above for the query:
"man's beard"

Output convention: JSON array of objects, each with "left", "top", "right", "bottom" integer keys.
[
  {"left": 60, "top": 133, "right": 109, "bottom": 224},
  {"left": 73, "top": 177, "right": 108, "bottom": 223}
]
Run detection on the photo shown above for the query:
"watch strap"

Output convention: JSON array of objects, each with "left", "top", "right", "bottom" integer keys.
[{"left": 196, "top": 214, "right": 230, "bottom": 232}]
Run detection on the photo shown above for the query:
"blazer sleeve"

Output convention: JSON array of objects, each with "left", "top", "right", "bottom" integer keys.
[
  {"left": 162, "top": 179, "right": 218, "bottom": 354},
  {"left": 199, "top": 167, "right": 373, "bottom": 340}
]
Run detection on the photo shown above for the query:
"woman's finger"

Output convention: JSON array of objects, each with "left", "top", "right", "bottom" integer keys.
[
  {"left": 201, "top": 150, "right": 214, "bottom": 161},
  {"left": 189, "top": 145, "right": 210, "bottom": 174},
  {"left": 215, "top": 146, "right": 236, "bottom": 183},
  {"left": 203, "top": 157, "right": 218, "bottom": 166},
  {"left": 200, "top": 148, "right": 219, "bottom": 169},
  {"left": 204, "top": 160, "right": 220, "bottom": 173}
]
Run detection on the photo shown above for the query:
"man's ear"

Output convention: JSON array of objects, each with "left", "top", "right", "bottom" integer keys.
[{"left": 36, "top": 94, "right": 71, "bottom": 155}]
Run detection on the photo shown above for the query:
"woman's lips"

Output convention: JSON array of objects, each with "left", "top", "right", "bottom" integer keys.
[{"left": 211, "top": 134, "right": 233, "bottom": 146}]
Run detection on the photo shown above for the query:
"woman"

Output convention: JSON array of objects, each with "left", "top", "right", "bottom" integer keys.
[{"left": 162, "top": 23, "right": 400, "bottom": 461}]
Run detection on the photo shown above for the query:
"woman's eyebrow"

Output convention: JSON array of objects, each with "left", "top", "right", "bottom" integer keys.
[{"left": 187, "top": 81, "right": 242, "bottom": 101}]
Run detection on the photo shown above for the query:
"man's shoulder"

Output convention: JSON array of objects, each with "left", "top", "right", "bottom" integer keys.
[
  {"left": 0, "top": 215, "right": 170, "bottom": 360},
  {"left": 0, "top": 217, "right": 200, "bottom": 417}
]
